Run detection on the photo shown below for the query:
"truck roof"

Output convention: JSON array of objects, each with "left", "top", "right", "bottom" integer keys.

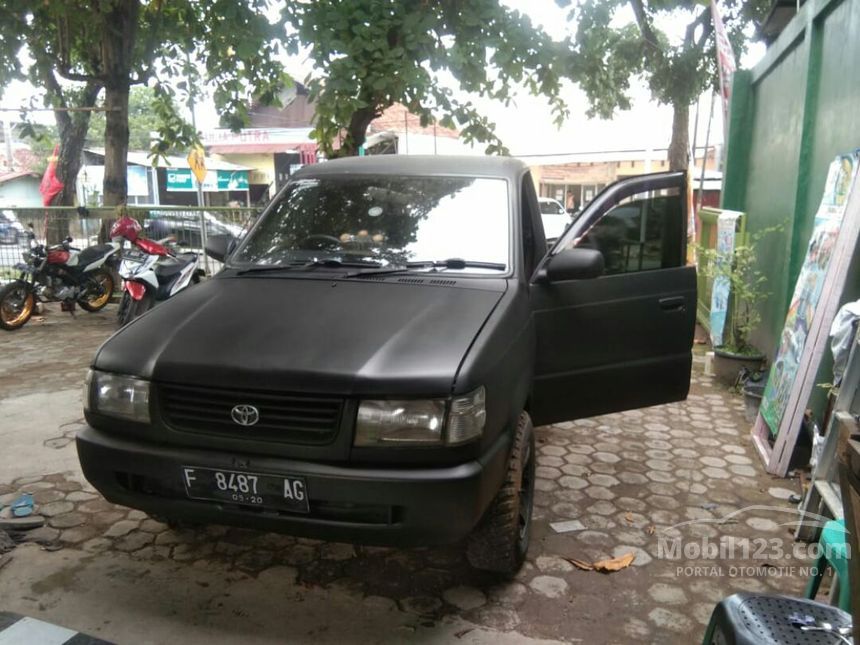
[{"left": 293, "top": 155, "right": 528, "bottom": 181}]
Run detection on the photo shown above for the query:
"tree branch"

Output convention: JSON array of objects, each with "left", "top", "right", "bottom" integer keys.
[
  {"left": 685, "top": 7, "right": 713, "bottom": 50},
  {"left": 131, "top": 0, "right": 166, "bottom": 86},
  {"left": 629, "top": 0, "right": 662, "bottom": 53},
  {"left": 56, "top": 66, "right": 105, "bottom": 84}
]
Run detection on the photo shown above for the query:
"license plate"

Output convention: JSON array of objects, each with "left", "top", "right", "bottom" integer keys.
[{"left": 181, "top": 466, "right": 309, "bottom": 513}]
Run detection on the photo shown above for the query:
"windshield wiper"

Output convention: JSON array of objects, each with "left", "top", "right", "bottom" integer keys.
[
  {"left": 235, "top": 259, "right": 381, "bottom": 275},
  {"left": 343, "top": 258, "right": 506, "bottom": 279}
]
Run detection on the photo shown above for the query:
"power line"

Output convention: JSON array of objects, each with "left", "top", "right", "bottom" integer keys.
[{"left": 0, "top": 107, "right": 118, "bottom": 112}]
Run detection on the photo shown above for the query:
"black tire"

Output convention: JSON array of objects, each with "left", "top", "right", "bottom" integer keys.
[
  {"left": 117, "top": 289, "right": 154, "bottom": 327},
  {"left": 466, "top": 410, "right": 536, "bottom": 575},
  {"left": 77, "top": 268, "right": 114, "bottom": 312},
  {"left": 0, "top": 281, "right": 35, "bottom": 331}
]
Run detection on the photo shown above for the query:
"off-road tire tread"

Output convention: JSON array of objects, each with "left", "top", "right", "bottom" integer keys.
[{"left": 466, "top": 411, "right": 534, "bottom": 574}]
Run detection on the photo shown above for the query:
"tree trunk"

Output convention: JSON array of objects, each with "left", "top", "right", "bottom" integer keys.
[
  {"left": 668, "top": 101, "right": 690, "bottom": 171},
  {"left": 102, "top": 83, "right": 131, "bottom": 207},
  {"left": 46, "top": 80, "right": 102, "bottom": 244},
  {"left": 100, "top": 0, "right": 139, "bottom": 208},
  {"left": 338, "top": 106, "right": 378, "bottom": 156}
]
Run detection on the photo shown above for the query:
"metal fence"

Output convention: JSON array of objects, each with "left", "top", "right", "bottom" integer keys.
[{"left": 0, "top": 206, "right": 261, "bottom": 285}]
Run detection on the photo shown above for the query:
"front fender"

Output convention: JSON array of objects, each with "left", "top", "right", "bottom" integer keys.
[{"left": 123, "top": 280, "right": 148, "bottom": 301}]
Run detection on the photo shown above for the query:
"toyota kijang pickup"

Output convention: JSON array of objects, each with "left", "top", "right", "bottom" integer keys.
[{"left": 77, "top": 155, "right": 695, "bottom": 574}]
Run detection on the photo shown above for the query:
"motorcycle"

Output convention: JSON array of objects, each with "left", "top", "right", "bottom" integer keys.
[
  {"left": 111, "top": 215, "right": 202, "bottom": 327},
  {"left": 0, "top": 225, "right": 119, "bottom": 331}
]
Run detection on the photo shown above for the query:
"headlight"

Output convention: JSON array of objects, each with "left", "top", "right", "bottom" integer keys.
[
  {"left": 87, "top": 370, "right": 151, "bottom": 423},
  {"left": 355, "top": 399, "right": 446, "bottom": 446},
  {"left": 354, "top": 386, "right": 486, "bottom": 447}
]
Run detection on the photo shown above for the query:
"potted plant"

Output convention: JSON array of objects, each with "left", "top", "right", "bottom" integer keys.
[{"left": 699, "top": 226, "right": 778, "bottom": 385}]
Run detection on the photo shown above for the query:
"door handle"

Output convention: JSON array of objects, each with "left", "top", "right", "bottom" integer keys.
[{"left": 659, "top": 296, "right": 686, "bottom": 312}]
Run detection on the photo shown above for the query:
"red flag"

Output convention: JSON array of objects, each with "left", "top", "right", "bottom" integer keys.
[
  {"left": 711, "top": 0, "right": 737, "bottom": 124},
  {"left": 39, "top": 144, "right": 64, "bottom": 206}
]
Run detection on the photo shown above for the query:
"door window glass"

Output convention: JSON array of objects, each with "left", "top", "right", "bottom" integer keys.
[{"left": 571, "top": 187, "right": 683, "bottom": 275}]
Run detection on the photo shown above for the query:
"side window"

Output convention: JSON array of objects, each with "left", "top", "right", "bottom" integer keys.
[{"left": 571, "top": 187, "right": 683, "bottom": 275}]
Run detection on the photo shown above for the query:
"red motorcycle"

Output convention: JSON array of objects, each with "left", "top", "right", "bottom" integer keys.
[{"left": 0, "top": 226, "right": 119, "bottom": 331}]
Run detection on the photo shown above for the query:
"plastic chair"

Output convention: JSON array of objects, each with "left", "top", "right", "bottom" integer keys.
[
  {"left": 701, "top": 593, "right": 852, "bottom": 644},
  {"left": 804, "top": 518, "right": 852, "bottom": 612}
]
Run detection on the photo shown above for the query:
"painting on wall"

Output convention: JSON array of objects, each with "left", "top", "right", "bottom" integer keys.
[{"left": 759, "top": 152, "right": 860, "bottom": 435}]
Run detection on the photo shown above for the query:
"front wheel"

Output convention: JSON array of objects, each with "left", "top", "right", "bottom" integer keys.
[
  {"left": 0, "top": 281, "right": 36, "bottom": 331},
  {"left": 117, "top": 288, "right": 154, "bottom": 328},
  {"left": 78, "top": 268, "right": 114, "bottom": 312},
  {"left": 466, "top": 410, "right": 536, "bottom": 575}
]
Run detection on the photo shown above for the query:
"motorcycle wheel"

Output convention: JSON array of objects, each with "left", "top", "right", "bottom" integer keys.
[
  {"left": 0, "top": 281, "right": 35, "bottom": 331},
  {"left": 117, "top": 289, "right": 153, "bottom": 328},
  {"left": 78, "top": 268, "right": 115, "bottom": 312}
]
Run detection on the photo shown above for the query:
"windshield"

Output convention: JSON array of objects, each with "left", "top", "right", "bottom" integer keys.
[{"left": 230, "top": 175, "right": 510, "bottom": 272}]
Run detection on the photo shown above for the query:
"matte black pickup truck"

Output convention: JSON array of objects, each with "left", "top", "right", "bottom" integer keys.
[{"left": 77, "top": 156, "right": 695, "bottom": 573}]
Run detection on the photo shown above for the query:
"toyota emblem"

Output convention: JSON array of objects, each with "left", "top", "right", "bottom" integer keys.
[{"left": 231, "top": 404, "right": 260, "bottom": 427}]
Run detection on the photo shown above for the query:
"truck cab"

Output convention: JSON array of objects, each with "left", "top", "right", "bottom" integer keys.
[{"left": 77, "top": 156, "right": 695, "bottom": 574}]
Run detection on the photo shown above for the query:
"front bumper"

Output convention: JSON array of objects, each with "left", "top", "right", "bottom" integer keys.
[{"left": 76, "top": 425, "right": 510, "bottom": 546}]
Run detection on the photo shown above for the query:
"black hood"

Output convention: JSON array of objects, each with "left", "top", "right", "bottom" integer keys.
[{"left": 95, "top": 275, "right": 505, "bottom": 396}]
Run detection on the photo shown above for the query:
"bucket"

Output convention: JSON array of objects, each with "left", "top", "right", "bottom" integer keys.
[{"left": 742, "top": 382, "right": 766, "bottom": 423}]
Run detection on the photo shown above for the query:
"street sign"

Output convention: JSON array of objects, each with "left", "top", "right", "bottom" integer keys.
[{"left": 187, "top": 145, "right": 207, "bottom": 184}]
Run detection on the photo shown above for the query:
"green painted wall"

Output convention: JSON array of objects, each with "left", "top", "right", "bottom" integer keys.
[{"left": 722, "top": 0, "right": 860, "bottom": 359}]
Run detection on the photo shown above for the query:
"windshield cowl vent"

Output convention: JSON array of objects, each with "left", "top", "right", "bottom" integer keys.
[
  {"left": 428, "top": 279, "right": 457, "bottom": 286},
  {"left": 396, "top": 278, "right": 425, "bottom": 285}
]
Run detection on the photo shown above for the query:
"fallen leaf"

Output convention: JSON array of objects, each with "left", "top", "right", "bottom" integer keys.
[
  {"left": 565, "top": 557, "right": 594, "bottom": 571},
  {"left": 646, "top": 525, "right": 656, "bottom": 535},
  {"left": 592, "top": 552, "right": 635, "bottom": 572},
  {"left": 624, "top": 512, "right": 633, "bottom": 523}
]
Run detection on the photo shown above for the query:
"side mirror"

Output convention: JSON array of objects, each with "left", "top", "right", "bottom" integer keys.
[
  {"left": 205, "top": 234, "right": 236, "bottom": 262},
  {"left": 538, "top": 248, "right": 604, "bottom": 283}
]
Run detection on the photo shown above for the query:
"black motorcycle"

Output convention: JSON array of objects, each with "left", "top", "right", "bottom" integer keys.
[{"left": 0, "top": 226, "right": 120, "bottom": 331}]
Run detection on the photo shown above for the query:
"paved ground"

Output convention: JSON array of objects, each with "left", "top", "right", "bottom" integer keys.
[{"left": 0, "top": 303, "right": 812, "bottom": 644}]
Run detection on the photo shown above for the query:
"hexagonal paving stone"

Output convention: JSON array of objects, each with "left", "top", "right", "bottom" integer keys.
[
  {"left": 613, "top": 544, "right": 653, "bottom": 566},
  {"left": 473, "top": 607, "right": 521, "bottom": 631},
  {"left": 645, "top": 470, "right": 676, "bottom": 484},
  {"left": 528, "top": 575, "right": 569, "bottom": 598},
  {"left": 588, "top": 473, "right": 620, "bottom": 487},
  {"left": 534, "top": 478, "right": 558, "bottom": 492},
  {"left": 592, "top": 451, "right": 621, "bottom": 464},
  {"left": 618, "top": 472, "right": 650, "bottom": 485},
  {"left": 648, "top": 607, "right": 695, "bottom": 633},
  {"left": 539, "top": 445, "right": 567, "bottom": 457},
  {"left": 39, "top": 500, "right": 75, "bottom": 517},
  {"left": 443, "top": 586, "right": 487, "bottom": 611},
  {"left": 535, "top": 555, "right": 575, "bottom": 573},
  {"left": 585, "top": 486, "right": 615, "bottom": 500},
  {"left": 587, "top": 501, "right": 618, "bottom": 516},
  {"left": 744, "top": 517, "right": 780, "bottom": 532},
  {"left": 648, "top": 583, "right": 688, "bottom": 605},
  {"left": 702, "top": 466, "right": 731, "bottom": 480},
  {"left": 729, "top": 464, "right": 758, "bottom": 477},
  {"left": 538, "top": 455, "right": 565, "bottom": 468},
  {"left": 488, "top": 582, "right": 528, "bottom": 606},
  {"left": 48, "top": 512, "right": 88, "bottom": 529},
  {"left": 558, "top": 476, "right": 589, "bottom": 490},
  {"left": 563, "top": 453, "right": 591, "bottom": 466}
]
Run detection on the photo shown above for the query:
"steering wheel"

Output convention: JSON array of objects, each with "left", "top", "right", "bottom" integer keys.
[{"left": 300, "top": 234, "right": 342, "bottom": 250}]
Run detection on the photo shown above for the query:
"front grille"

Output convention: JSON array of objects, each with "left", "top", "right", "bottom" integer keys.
[{"left": 159, "top": 383, "right": 343, "bottom": 445}]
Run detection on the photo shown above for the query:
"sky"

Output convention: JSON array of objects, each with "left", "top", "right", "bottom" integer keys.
[{"left": 0, "top": 1, "right": 766, "bottom": 159}]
